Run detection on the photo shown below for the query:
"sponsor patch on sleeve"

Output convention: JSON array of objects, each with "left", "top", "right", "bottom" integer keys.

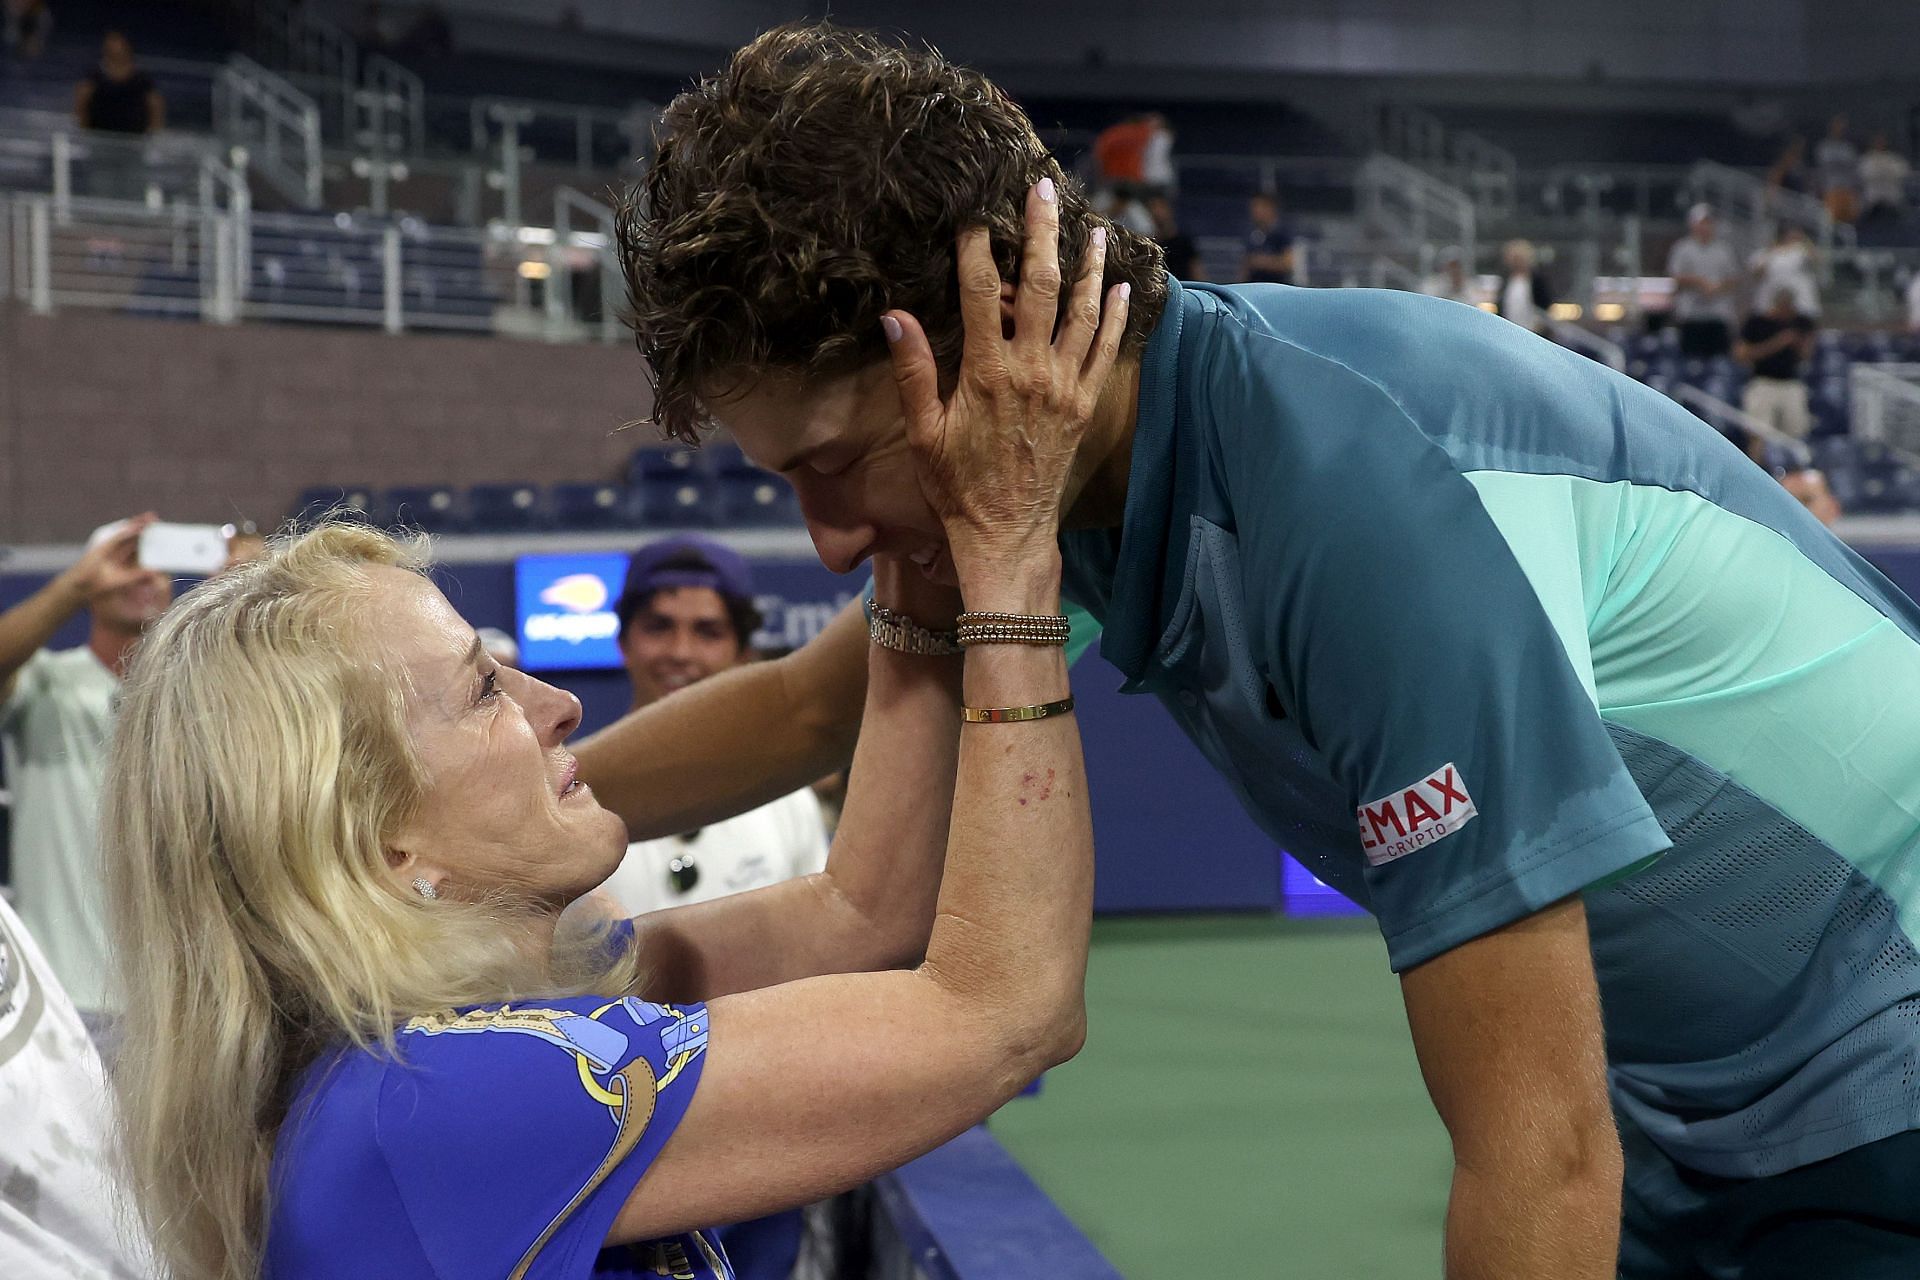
[{"left": 1356, "top": 763, "right": 1477, "bottom": 866}]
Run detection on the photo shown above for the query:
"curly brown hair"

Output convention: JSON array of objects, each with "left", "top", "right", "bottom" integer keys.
[{"left": 617, "top": 21, "right": 1168, "bottom": 445}]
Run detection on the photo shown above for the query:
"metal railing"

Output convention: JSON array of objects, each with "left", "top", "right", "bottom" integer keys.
[
  {"left": 1376, "top": 103, "right": 1516, "bottom": 221},
  {"left": 468, "top": 95, "right": 655, "bottom": 175},
  {"left": 543, "top": 186, "right": 623, "bottom": 341},
  {"left": 253, "top": 0, "right": 358, "bottom": 140},
  {"left": 1851, "top": 364, "right": 1920, "bottom": 462},
  {"left": 362, "top": 54, "right": 426, "bottom": 157},
  {"left": 214, "top": 55, "right": 323, "bottom": 208},
  {"left": 1687, "top": 160, "right": 1856, "bottom": 279},
  {"left": 1356, "top": 153, "right": 1477, "bottom": 268},
  {"left": 7, "top": 192, "right": 242, "bottom": 322}
]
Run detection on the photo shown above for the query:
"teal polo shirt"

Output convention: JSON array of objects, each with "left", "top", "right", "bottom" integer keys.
[{"left": 1059, "top": 277, "right": 1920, "bottom": 1180}]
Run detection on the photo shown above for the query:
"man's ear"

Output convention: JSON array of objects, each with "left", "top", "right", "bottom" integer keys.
[{"left": 999, "top": 281, "right": 1016, "bottom": 340}]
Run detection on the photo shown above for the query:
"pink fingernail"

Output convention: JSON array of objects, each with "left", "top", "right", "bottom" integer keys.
[
  {"left": 1093, "top": 227, "right": 1108, "bottom": 253},
  {"left": 1119, "top": 282, "right": 1132, "bottom": 300},
  {"left": 881, "top": 315, "right": 903, "bottom": 343},
  {"left": 1037, "top": 177, "right": 1056, "bottom": 203}
]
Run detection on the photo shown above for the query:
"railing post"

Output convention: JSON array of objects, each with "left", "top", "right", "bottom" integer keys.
[
  {"left": 51, "top": 132, "right": 71, "bottom": 226},
  {"left": 28, "top": 197, "right": 52, "bottom": 314},
  {"left": 382, "top": 224, "right": 403, "bottom": 333}
]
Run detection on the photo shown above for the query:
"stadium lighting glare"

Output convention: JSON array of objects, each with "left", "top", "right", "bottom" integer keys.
[
  {"left": 518, "top": 260, "right": 553, "bottom": 280},
  {"left": 1595, "top": 303, "right": 1626, "bottom": 321},
  {"left": 1550, "top": 303, "right": 1584, "bottom": 320}
]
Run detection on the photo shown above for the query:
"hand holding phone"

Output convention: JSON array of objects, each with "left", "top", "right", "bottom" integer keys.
[{"left": 138, "top": 522, "right": 230, "bottom": 577}]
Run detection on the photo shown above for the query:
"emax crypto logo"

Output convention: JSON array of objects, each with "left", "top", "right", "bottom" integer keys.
[{"left": 1356, "top": 763, "right": 1477, "bottom": 866}]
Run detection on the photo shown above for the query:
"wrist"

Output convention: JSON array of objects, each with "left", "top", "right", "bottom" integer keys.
[
  {"left": 48, "top": 567, "right": 91, "bottom": 615},
  {"left": 957, "top": 549, "right": 1063, "bottom": 616}
]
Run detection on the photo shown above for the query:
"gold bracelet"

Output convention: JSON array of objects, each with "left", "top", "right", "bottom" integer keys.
[{"left": 961, "top": 696, "right": 1075, "bottom": 723}]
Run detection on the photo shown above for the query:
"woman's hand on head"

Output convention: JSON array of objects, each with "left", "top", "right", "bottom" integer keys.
[{"left": 882, "top": 179, "right": 1130, "bottom": 586}]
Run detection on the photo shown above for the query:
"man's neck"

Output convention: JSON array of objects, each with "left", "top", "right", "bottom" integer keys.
[
  {"left": 88, "top": 624, "right": 138, "bottom": 677},
  {"left": 1061, "top": 355, "right": 1142, "bottom": 534}
]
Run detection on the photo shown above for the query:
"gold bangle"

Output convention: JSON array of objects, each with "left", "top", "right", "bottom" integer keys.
[
  {"left": 956, "top": 609, "right": 1072, "bottom": 649},
  {"left": 961, "top": 696, "right": 1075, "bottom": 723}
]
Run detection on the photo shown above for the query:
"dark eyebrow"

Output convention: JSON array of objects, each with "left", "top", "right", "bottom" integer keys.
[{"left": 464, "top": 634, "right": 485, "bottom": 667}]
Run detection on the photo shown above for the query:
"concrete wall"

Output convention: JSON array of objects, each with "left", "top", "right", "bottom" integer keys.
[{"left": 0, "top": 307, "right": 652, "bottom": 543}]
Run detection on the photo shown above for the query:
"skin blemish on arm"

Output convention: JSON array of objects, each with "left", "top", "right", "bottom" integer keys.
[{"left": 1016, "top": 768, "right": 1056, "bottom": 807}]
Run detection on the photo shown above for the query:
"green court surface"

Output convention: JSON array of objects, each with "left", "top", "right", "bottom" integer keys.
[{"left": 989, "top": 915, "right": 1452, "bottom": 1278}]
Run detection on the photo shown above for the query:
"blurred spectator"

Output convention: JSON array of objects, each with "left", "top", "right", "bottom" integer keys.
[
  {"left": 3, "top": 0, "right": 51, "bottom": 60},
  {"left": 1243, "top": 193, "right": 1296, "bottom": 285},
  {"left": 1815, "top": 114, "right": 1860, "bottom": 224},
  {"left": 1908, "top": 269, "right": 1920, "bottom": 333},
  {"left": 0, "top": 515, "right": 170, "bottom": 1024},
  {"left": 1094, "top": 185, "right": 1154, "bottom": 237},
  {"left": 1421, "top": 246, "right": 1478, "bottom": 306},
  {"left": 600, "top": 535, "right": 828, "bottom": 917},
  {"left": 1736, "top": 287, "right": 1816, "bottom": 463},
  {"left": 1494, "top": 239, "right": 1552, "bottom": 335},
  {"left": 74, "top": 31, "right": 163, "bottom": 134},
  {"left": 1750, "top": 223, "right": 1820, "bottom": 319},
  {"left": 598, "top": 534, "right": 826, "bottom": 1280},
  {"left": 1766, "top": 135, "right": 1809, "bottom": 202},
  {"left": 1860, "top": 132, "right": 1911, "bottom": 226},
  {"left": 0, "top": 893, "right": 156, "bottom": 1276},
  {"left": 1140, "top": 113, "right": 1176, "bottom": 197},
  {"left": 1147, "top": 194, "right": 1202, "bottom": 280},
  {"left": 1092, "top": 112, "right": 1168, "bottom": 195},
  {"left": 1667, "top": 204, "right": 1740, "bottom": 358},
  {"left": 1780, "top": 468, "right": 1842, "bottom": 527}
]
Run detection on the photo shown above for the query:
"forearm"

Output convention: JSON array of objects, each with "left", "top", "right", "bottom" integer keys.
[
  {"left": 921, "top": 551, "right": 1091, "bottom": 1058},
  {"left": 1444, "top": 1144, "right": 1622, "bottom": 1280},
  {"left": 629, "top": 639, "right": 962, "bottom": 1002},
  {"left": 573, "top": 600, "right": 866, "bottom": 838},
  {"left": 0, "top": 572, "right": 84, "bottom": 686}
]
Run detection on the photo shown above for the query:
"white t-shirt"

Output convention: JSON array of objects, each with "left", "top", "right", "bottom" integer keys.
[
  {"left": 1666, "top": 236, "right": 1741, "bottom": 324},
  {"left": 600, "top": 788, "right": 829, "bottom": 917},
  {"left": 1907, "top": 272, "right": 1920, "bottom": 332},
  {"left": 0, "top": 648, "right": 119, "bottom": 1013},
  {"left": 1752, "top": 242, "right": 1820, "bottom": 318},
  {"left": 0, "top": 896, "right": 152, "bottom": 1277},
  {"left": 1861, "top": 150, "right": 1910, "bottom": 208}
]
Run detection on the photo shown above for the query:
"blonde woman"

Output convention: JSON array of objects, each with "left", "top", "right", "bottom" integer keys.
[{"left": 104, "top": 202, "right": 1126, "bottom": 1278}]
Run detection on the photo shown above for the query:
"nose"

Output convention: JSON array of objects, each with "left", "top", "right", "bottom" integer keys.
[
  {"left": 520, "top": 672, "right": 583, "bottom": 746},
  {"left": 789, "top": 476, "right": 875, "bottom": 575}
]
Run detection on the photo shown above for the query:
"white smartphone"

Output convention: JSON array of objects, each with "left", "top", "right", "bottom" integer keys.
[{"left": 138, "top": 522, "right": 230, "bottom": 576}]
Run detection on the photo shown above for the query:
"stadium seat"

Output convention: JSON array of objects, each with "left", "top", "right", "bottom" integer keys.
[
  {"left": 549, "top": 482, "right": 629, "bottom": 531},
  {"left": 717, "top": 470, "right": 801, "bottom": 526},
  {"left": 628, "top": 445, "right": 709, "bottom": 486},
  {"left": 468, "top": 483, "right": 547, "bottom": 532},
  {"left": 638, "top": 476, "right": 717, "bottom": 526},
  {"left": 292, "top": 485, "right": 379, "bottom": 525},
  {"left": 383, "top": 485, "right": 467, "bottom": 534}
]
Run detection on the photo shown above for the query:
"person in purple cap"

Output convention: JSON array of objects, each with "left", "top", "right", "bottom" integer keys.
[{"left": 601, "top": 535, "right": 831, "bottom": 1280}]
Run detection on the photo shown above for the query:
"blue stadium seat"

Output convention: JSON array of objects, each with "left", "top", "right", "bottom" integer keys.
[
  {"left": 383, "top": 485, "right": 467, "bottom": 534},
  {"left": 639, "top": 476, "right": 717, "bottom": 526},
  {"left": 549, "top": 482, "right": 629, "bottom": 531},
  {"left": 628, "top": 445, "right": 709, "bottom": 485},
  {"left": 292, "top": 485, "right": 378, "bottom": 525},
  {"left": 717, "top": 470, "right": 801, "bottom": 526},
  {"left": 468, "top": 483, "right": 547, "bottom": 532}
]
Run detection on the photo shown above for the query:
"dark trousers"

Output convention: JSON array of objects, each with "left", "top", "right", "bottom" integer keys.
[{"left": 1619, "top": 1117, "right": 1920, "bottom": 1279}]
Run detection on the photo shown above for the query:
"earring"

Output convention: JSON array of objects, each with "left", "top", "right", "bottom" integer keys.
[{"left": 412, "top": 877, "right": 438, "bottom": 900}]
